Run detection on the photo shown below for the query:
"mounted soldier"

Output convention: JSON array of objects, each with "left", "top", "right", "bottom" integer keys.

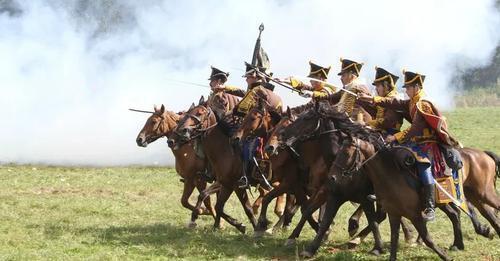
[
  {"left": 276, "top": 61, "right": 337, "bottom": 115},
  {"left": 359, "top": 67, "right": 404, "bottom": 135},
  {"left": 329, "top": 58, "right": 371, "bottom": 123},
  {"left": 233, "top": 62, "right": 282, "bottom": 189},
  {"left": 359, "top": 70, "right": 461, "bottom": 221}
]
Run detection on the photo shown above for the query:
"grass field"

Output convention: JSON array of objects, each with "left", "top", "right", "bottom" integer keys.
[{"left": 1, "top": 107, "right": 499, "bottom": 260}]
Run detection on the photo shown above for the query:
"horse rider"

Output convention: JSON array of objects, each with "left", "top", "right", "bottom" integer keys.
[
  {"left": 359, "top": 70, "right": 461, "bottom": 221},
  {"left": 233, "top": 62, "right": 282, "bottom": 189},
  {"left": 359, "top": 67, "right": 404, "bottom": 135},
  {"left": 208, "top": 66, "right": 246, "bottom": 98},
  {"left": 329, "top": 58, "right": 371, "bottom": 123},
  {"left": 276, "top": 61, "right": 337, "bottom": 115}
]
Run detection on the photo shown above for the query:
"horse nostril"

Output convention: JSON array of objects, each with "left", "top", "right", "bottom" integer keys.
[
  {"left": 265, "top": 145, "right": 275, "bottom": 153},
  {"left": 167, "top": 139, "right": 175, "bottom": 148}
]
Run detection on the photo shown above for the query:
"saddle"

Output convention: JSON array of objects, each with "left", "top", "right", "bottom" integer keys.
[{"left": 389, "top": 145, "right": 465, "bottom": 205}]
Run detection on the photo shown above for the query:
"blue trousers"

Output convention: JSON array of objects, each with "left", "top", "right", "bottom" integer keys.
[{"left": 417, "top": 163, "right": 434, "bottom": 185}]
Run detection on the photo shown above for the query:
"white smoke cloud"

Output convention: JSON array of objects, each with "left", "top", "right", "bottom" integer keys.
[{"left": 0, "top": 0, "right": 499, "bottom": 166}]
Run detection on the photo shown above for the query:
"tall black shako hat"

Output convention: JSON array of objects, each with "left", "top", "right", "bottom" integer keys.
[
  {"left": 372, "top": 67, "right": 399, "bottom": 89},
  {"left": 338, "top": 58, "right": 363, "bottom": 76},
  {"left": 308, "top": 61, "right": 331, "bottom": 79},
  {"left": 208, "top": 66, "right": 229, "bottom": 82},
  {"left": 242, "top": 62, "right": 267, "bottom": 78},
  {"left": 402, "top": 70, "right": 426, "bottom": 88}
]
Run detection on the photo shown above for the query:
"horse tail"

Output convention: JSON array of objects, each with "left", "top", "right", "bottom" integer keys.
[{"left": 484, "top": 151, "right": 500, "bottom": 186}]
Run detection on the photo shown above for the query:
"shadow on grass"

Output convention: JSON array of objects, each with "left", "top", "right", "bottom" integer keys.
[{"left": 76, "top": 222, "right": 364, "bottom": 260}]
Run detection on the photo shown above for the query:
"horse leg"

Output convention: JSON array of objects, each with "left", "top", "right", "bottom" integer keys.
[
  {"left": 255, "top": 184, "right": 286, "bottom": 233},
  {"left": 214, "top": 186, "right": 247, "bottom": 233},
  {"left": 475, "top": 202, "right": 500, "bottom": 237},
  {"left": 439, "top": 204, "right": 464, "bottom": 250},
  {"left": 252, "top": 187, "right": 265, "bottom": 216},
  {"left": 282, "top": 193, "right": 297, "bottom": 228},
  {"left": 180, "top": 180, "right": 198, "bottom": 228},
  {"left": 401, "top": 218, "right": 415, "bottom": 243},
  {"left": 388, "top": 214, "right": 401, "bottom": 261},
  {"left": 348, "top": 204, "right": 364, "bottom": 237},
  {"left": 301, "top": 195, "right": 342, "bottom": 258},
  {"left": 234, "top": 188, "right": 257, "bottom": 230},
  {"left": 466, "top": 201, "right": 494, "bottom": 239},
  {"left": 468, "top": 190, "right": 500, "bottom": 237},
  {"left": 195, "top": 182, "right": 221, "bottom": 210},
  {"left": 274, "top": 192, "right": 286, "bottom": 218},
  {"left": 285, "top": 188, "right": 326, "bottom": 246},
  {"left": 361, "top": 200, "right": 384, "bottom": 256},
  {"left": 195, "top": 180, "right": 216, "bottom": 218},
  {"left": 412, "top": 218, "right": 451, "bottom": 261}
]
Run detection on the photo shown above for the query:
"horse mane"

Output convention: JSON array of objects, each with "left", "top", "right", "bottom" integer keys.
[{"left": 318, "top": 103, "right": 385, "bottom": 149}]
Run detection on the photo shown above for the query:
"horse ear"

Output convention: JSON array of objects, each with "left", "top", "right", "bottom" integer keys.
[
  {"left": 198, "top": 96, "right": 205, "bottom": 105},
  {"left": 154, "top": 104, "right": 158, "bottom": 112},
  {"left": 160, "top": 104, "right": 165, "bottom": 114},
  {"left": 189, "top": 102, "right": 195, "bottom": 110},
  {"left": 286, "top": 106, "right": 292, "bottom": 118}
]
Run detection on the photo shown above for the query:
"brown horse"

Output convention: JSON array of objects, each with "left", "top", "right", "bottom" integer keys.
[
  {"left": 135, "top": 104, "right": 215, "bottom": 227},
  {"left": 302, "top": 109, "right": 500, "bottom": 260},
  {"left": 232, "top": 100, "right": 288, "bottom": 219},
  {"left": 172, "top": 99, "right": 257, "bottom": 233}
]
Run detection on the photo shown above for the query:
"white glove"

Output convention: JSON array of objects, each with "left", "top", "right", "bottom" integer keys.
[{"left": 299, "top": 90, "right": 313, "bottom": 98}]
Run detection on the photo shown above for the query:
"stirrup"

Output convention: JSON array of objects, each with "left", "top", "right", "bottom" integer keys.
[
  {"left": 367, "top": 194, "right": 377, "bottom": 202},
  {"left": 237, "top": 176, "right": 249, "bottom": 189},
  {"left": 422, "top": 208, "right": 435, "bottom": 222}
]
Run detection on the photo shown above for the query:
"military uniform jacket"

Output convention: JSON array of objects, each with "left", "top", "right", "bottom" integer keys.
[
  {"left": 373, "top": 90, "right": 460, "bottom": 147},
  {"left": 329, "top": 79, "right": 370, "bottom": 122},
  {"left": 289, "top": 79, "right": 336, "bottom": 115},
  {"left": 234, "top": 82, "right": 282, "bottom": 116},
  {"left": 358, "top": 90, "right": 403, "bottom": 133}
]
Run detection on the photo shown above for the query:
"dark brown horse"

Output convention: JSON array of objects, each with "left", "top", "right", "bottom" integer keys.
[
  {"left": 172, "top": 98, "right": 257, "bottom": 233},
  {"left": 302, "top": 108, "right": 500, "bottom": 260},
  {"left": 135, "top": 104, "right": 215, "bottom": 227},
  {"left": 274, "top": 106, "right": 389, "bottom": 254}
]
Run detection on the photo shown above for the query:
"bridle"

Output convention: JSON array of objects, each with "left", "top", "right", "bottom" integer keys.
[
  {"left": 176, "top": 106, "right": 218, "bottom": 142},
  {"left": 335, "top": 136, "right": 384, "bottom": 176}
]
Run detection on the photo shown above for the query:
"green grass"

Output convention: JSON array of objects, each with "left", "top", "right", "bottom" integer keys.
[{"left": 1, "top": 107, "right": 499, "bottom": 260}]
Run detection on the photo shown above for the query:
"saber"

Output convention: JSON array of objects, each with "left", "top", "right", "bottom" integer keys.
[
  {"left": 164, "top": 78, "right": 209, "bottom": 88},
  {"left": 129, "top": 108, "right": 154, "bottom": 113},
  {"left": 253, "top": 156, "right": 273, "bottom": 190},
  {"left": 255, "top": 70, "right": 302, "bottom": 94},
  {"left": 433, "top": 178, "right": 472, "bottom": 218},
  {"left": 292, "top": 76, "right": 358, "bottom": 97}
]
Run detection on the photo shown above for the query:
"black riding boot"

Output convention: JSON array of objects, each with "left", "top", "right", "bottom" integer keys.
[{"left": 422, "top": 184, "right": 436, "bottom": 222}]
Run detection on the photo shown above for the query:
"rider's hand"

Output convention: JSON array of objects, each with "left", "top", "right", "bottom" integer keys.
[
  {"left": 299, "top": 90, "right": 313, "bottom": 98},
  {"left": 212, "top": 83, "right": 225, "bottom": 92},
  {"left": 385, "top": 135, "right": 396, "bottom": 143},
  {"left": 357, "top": 93, "right": 374, "bottom": 103}
]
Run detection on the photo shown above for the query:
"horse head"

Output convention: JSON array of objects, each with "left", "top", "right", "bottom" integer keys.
[
  {"left": 265, "top": 106, "right": 295, "bottom": 156},
  {"left": 136, "top": 104, "right": 180, "bottom": 147},
  {"left": 232, "top": 98, "right": 281, "bottom": 145},
  {"left": 173, "top": 97, "right": 217, "bottom": 144}
]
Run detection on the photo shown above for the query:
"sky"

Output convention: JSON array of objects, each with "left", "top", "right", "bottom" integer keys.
[{"left": 0, "top": 0, "right": 499, "bottom": 166}]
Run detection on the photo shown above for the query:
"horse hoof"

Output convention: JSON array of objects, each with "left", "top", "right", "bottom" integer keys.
[
  {"left": 347, "top": 237, "right": 361, "bottom": 249},
  {"left": 237, "top": 224, "right": 246, "bottom": 234},
  {"left": 369, "top": 248, "right": 383, "bottom": 256},
  {"left": 284, "top": 238, "right": 296, "bottom": 247},
  {"left": 300, "top": 250, "right": 314, "bottom": 259},
  {"left": 187, "top": 221, "right": 197, "bottom": 229},
  {"left": 449, "top": 245, "right": 463, "bottom": 251},
  {"left": 265, "top": 228, "right": 273, "bottom": 235}
]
